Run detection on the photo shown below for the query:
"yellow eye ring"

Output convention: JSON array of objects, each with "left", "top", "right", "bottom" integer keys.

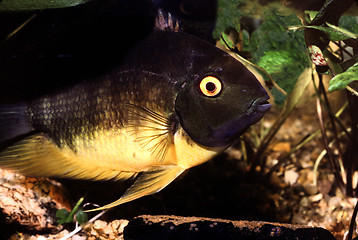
[{"left": 199, "top": 76, "right": 222, "bottom": 97}]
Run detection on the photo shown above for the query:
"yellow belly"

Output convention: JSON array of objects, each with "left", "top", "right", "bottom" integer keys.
[
  {"left": 0, "top": 123, "right": 224, "bottom": 182},
  {"left": 64, "top": 126, "right": 222, "bottom": 172},
  {"left": 65, "top": 127, "right": 177, "bottom": 172}
]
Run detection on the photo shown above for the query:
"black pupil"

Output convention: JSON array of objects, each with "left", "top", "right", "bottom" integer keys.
[{"left": 206, "top": 82, "right": 216, "bottom": 92}]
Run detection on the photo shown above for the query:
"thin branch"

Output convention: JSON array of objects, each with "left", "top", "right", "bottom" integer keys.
[
  {"left": 59, "top": 210, "right": 107, "bottom": 240},
  {"left": 5, "top": 13, "right": 38, "bottom": 41},
  {"left": 331, "top": 41, "right": 354, "bottom": 59},
  {"left": 319, "top": 75, "right": 346, "bottom": 162},
  {"left": 346, "top": 86, "right": 358, "bottom": 97}
]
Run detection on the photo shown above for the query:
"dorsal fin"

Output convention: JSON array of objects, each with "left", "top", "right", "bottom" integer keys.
[{"left": 154, "top": 9, "right": 181, "bottom": 32}]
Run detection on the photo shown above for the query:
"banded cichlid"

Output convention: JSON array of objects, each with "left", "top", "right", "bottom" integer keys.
[{"left": 0, "top": 18, "right": 270, "bottom": 211}]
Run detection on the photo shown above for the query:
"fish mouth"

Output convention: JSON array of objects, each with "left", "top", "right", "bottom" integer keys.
[{"left": 247, "top": 94, "right": 271, "bottom": 121}]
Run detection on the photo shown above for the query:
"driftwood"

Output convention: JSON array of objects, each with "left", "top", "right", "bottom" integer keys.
[{"left": 124, "top": 215, "right": 336, "bottom": 240}]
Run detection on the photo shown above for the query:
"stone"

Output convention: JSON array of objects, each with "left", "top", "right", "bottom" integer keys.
[
  {"left": 0, "top": 169, "right": 68, "bottom": 232},
  {"left": 304, "top": 184, "right": 318, "bottom": 195},
  {"left": 284, "top": 170, "right": 299, "bottom": 185}
]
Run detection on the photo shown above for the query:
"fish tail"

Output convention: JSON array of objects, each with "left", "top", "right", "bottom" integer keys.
[{"left": 0, "top": 102, "right": 33, "bottom": 143}]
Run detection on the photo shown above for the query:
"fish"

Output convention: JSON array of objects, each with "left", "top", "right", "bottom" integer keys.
[{"left": 0, "top": 12, "right": 270, "bottom": 211}]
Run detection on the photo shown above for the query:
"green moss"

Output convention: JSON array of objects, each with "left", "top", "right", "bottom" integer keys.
[
  {"left": 213, "top": 0, "right": 246, "bottom": 39},
  {"left": 248, "top": 11, "right": 310, "bottom": 104}
]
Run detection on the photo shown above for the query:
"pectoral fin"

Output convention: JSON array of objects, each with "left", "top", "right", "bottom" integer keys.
[{"left": 86, "top": 166, "right": 186, "bottom": 211}]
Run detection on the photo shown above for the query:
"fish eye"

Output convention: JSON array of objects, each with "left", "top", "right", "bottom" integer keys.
[
  {"left": 199, "top": 76, "right": 222, "bottom": 97},
  {"left": 180, "top": 0, "right": 196, "bottom": 14}
]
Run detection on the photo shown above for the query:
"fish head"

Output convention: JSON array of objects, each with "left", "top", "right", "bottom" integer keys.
[{"left": 175, "top": 42, "right": 270, "bottom": 147}]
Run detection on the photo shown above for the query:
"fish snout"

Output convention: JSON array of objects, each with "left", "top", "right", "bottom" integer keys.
[{"left": 247, "top": 95, "right": 271, "bottom": 116}]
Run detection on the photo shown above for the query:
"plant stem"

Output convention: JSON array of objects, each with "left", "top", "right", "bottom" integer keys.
[
  {"left": 316, "top": 90, "right": 346, "bottom": 192},
  {"left": 347, "top": 199, "right": 358, "bottom": 240}
]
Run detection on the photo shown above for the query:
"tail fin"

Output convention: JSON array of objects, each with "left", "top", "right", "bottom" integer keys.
[{"left": 0, "top": 103, "right": 33, "bottom": 142}]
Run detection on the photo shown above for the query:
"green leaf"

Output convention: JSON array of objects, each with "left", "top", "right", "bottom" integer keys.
[
  {"left": 304, "top": 24, "right": 358, "bottom": 41},
  {"left": 56, "top": 208, "right": 71, "bottom": 225},
  {"left": 0, "top": 0, "right": 93, "bottom": 11},
  {"left": 326, "top": 23, "right": 358, "bottom": 39},
  {"left": 55, "top": 197, "right": 86, "bottom": 225},
  {"left": 304, "top": 10, "right": 319, "bottom": 21},
  {"left": 76, "top": 209, "right": 89, "bottom": 225},
  {"left": 339, "top": 15, "right": 358, "bottom": 35},
  {"left": 329, "top": 62, "right": 358, "bottom": 92}
]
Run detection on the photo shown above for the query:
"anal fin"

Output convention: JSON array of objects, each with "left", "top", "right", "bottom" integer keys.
[{"left": 86, "top": 166, "right": 185, "bottom": 211}]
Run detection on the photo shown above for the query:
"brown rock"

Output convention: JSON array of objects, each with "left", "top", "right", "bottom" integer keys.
[{"left": 0, "top": 169, "right": 69, "bottom": 233}]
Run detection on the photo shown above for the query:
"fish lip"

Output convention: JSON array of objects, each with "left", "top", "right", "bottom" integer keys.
[{"left": 248, "top": 95, "right": 271, "bottom": 114}]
